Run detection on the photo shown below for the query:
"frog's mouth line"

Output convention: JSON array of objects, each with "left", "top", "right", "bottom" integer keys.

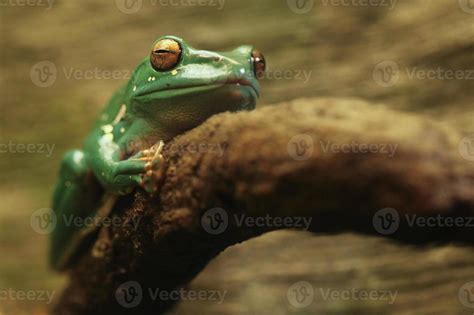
[{"left": 135, "top": 78, "right": 259, "bottom": 99}]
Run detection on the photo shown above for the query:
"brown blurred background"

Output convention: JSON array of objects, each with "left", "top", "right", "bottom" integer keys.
[{"left": 0, "top": 0, "right": 473, "bottom": 314}]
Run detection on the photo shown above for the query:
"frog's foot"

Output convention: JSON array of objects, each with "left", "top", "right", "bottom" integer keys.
[
  {"left": 138, "top": 141, "right": 166, "bottom": 195},
  {"left": 109, "top": 158, "right": 146, "bottom": 195}
]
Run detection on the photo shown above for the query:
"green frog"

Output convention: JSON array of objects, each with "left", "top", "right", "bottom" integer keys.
[{"left": 50, "top": 35, "right": 265, "bottom": 271}]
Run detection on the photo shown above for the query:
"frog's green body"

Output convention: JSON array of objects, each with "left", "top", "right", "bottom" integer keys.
[{"left": 51, "top": 36, "right": 264, "bottom": 271}]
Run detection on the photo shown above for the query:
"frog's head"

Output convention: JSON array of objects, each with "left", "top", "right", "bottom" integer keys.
[{"left": 125, "top": 35, "right": 265, "bottom": 136}]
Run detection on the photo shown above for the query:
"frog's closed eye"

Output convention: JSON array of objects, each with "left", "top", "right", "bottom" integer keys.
[{"left": 150, "top": 39, "right": 182, "bottom": 72}]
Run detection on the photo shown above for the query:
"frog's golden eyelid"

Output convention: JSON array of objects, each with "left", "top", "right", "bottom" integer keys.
[{"left": 150, "top": 40, "right": 182, "bottom": 71}]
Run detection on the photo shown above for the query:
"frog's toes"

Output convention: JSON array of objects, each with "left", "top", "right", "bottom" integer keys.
[
  {"left": 144, "top": 161, "right": 154, "bottom": 172},
  {"left": 140, "top": 162, "right": 166, "bottom": 195}
]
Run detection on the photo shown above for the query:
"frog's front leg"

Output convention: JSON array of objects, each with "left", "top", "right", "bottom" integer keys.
[
  {"left": 84, "top": 121, "right": 164, "bottom": 195},
  {"left": 49, "top": 146, "right": 161, "bottom": 270},
  {"left": 110, "top": 141, "right": 165, "bottom": 194}
]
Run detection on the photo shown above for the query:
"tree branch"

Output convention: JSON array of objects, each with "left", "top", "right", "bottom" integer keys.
[{"left": 53, "top": 98, "right": 474, "bottom": 315}]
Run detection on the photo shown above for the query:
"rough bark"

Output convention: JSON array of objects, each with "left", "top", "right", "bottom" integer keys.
[{"left": 53, "top": 98, "right": 474, "bottom": 315}]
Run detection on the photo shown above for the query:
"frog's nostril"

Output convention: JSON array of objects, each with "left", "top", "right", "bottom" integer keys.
[{"left": 251, "top": 50, "right": 266, "bottom": 80}]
